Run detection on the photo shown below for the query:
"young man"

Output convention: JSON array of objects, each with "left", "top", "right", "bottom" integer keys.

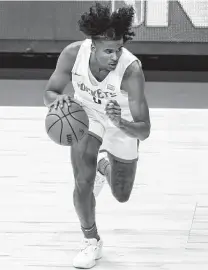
[{"left": 44, "top": 3, "right": 150, "bottom": 269}]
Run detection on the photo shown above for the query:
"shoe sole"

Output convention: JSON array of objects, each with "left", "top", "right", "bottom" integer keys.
[{"left": 73, "top": 261, "right": 96, "bottom": 269}]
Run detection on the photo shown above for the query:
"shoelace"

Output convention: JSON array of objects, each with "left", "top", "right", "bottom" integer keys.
[{"left": 80, "top": 240, "right": 96, "bottom": 254}]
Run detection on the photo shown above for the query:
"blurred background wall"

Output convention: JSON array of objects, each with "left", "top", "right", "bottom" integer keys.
[
  {"left": 0, "top": 0, "right": 207, "bottom": 54},
  {"left": 0, "top": 0, "right": 207, "bottom": 83},
  {"left": 0, "top": 0, "right": 208, "bottom": 107}
]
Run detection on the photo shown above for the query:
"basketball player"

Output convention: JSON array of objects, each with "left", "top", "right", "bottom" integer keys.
[{"left": 44, "top": 3, "right": 150, "bottom": 269}]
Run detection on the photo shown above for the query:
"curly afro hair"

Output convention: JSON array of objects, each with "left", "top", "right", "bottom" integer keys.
[{"left": 78, "top": 2, "right": 135, "bottom": 43}]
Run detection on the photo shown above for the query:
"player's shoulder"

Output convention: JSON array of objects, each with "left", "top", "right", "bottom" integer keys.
[
  {"left": 61, "top": 41, "right": 83, "bottom": 60},
  {"left": 120, "top": 47, "right": 142, "bottom": 76},
  {"left": 56, "top": 41, "right": 84, "bottom": 70},
  {"left": 123, "top": 59, "right": 143, "bottom": 80}
]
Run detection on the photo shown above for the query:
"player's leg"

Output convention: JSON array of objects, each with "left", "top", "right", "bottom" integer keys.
[
  {"left": 99, "top": 153, "right": 138, "bottom": 202},
  {"left": 98, "top": 125, "right": 139, "bottom": 202},
  {"left": 71, "top": 104, "right": 105, "bottom": 268},
  {"left": 71, "top": 133, "right": 101, "bottom": 237}
]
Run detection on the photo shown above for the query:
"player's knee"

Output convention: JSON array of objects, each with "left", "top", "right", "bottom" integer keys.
[
  {"left": 74, "top": 178, "right": 94, "bottom": 198},
  {"left": 113, "top": 192, "right": 130, "bottom": 203},
  {"left": 110, "top": 173, "right": 134, "bottom": 203},
  {"left": 111, "top": 181, "right": 132, "bottom": 203},
  {"left": 73, "top": 161, "right": 96, "bottom": 192},
  {"left": 76, "top": 163, "right": 96, "bottom": 188},
  {"left": 72, "top": 146, "right": 97, "bottom": 179}
]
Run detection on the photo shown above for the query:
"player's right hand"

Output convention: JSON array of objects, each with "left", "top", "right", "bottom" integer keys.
[{"left": 49, "top": 94, "right": 72, "bottom": 111}]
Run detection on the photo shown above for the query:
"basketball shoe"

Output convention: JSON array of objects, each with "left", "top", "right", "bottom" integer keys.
[
  {"left": 93, "top": 152, "right": 109, "bottom": 197},
  {"left": 73, "top": 238, "right": 103, "bottom": 269}
]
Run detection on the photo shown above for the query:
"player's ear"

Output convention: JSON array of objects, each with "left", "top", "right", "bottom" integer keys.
[{"left": 91, "top": 41, "right": 96, "bottom": 52}]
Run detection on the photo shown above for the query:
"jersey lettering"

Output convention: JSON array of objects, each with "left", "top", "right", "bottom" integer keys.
[
  {"left": 97, "top": 89, "right": 105, "bottom": 99},
  {"left": 93, "top": 97, "right": 102, "bottom": 104},
  {"left": 76, "top": 81, "right": 117, "bottom": 103}
]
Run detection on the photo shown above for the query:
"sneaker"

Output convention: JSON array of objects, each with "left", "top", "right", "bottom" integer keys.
[
  {"left": 93, "top": 171, "right": 106, "bottom": 198},
  {"left": 93, "top": 152, "right": 108, "bottom": 197},
  {"left": 73, "top": 238, "right": 103, "bottom": 269}
]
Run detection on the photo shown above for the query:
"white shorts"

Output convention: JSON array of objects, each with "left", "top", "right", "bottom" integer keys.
[{"left": 81, "top": 103, "right": 139, "bottom": 163}]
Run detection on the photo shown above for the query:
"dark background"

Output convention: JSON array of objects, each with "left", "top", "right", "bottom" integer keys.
[{"left": 0, "top": 1, "right": 207, "bottom": 81}]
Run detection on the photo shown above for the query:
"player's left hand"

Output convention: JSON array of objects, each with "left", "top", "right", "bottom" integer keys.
[{"left": 105, "top": 100, "right": 121, "bottom": 127}]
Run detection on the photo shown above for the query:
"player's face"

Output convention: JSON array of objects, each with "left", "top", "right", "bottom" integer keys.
[{"left": 94, "top": 39, "right": 124, "bottom": 71}]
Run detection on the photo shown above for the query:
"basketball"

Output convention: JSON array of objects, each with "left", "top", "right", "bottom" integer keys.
[{"left": 45, "top": 100, "right": 89, "bottom": 146}]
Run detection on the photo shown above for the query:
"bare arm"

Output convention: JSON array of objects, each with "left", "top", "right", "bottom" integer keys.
[
  {"left": 43, "top": 41, "right": 81, "bottom": 107},
  {"left": 118, "top": 60, "right": 151, "bottom": 140}
]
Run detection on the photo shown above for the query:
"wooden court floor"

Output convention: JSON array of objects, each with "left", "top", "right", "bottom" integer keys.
[{"left": 0, "top": 105, "right": 208, "bottom": 270}]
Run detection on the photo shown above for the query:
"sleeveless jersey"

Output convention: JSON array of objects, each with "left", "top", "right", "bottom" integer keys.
[{"left": 71, "top": 39, "right": 141, "bottom": 114}]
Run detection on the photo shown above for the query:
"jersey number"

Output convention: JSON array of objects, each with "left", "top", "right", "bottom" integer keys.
[{"left": 93, "top": 97, "right": 102, "bottom": 104}]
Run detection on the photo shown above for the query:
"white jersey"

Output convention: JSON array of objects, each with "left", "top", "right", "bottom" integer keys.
[{"left": 71, "top": 39, "right": 141, "bottom": 115}]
